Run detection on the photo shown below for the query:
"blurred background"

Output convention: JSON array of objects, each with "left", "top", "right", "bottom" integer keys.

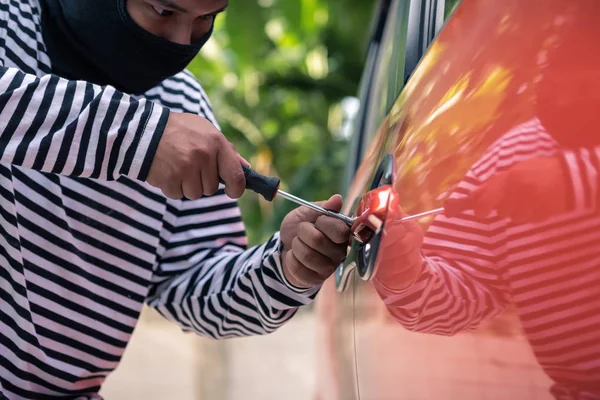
[
  {"left": 188, "top": 0, "right": 376, "bottom": 245},
  {"left": 100, "top": 0, "right": 377, "bottom": 399}
]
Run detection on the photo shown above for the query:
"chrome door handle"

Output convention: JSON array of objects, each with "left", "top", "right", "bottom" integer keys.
[
  {"left": 335, "top": 154, "right": 396, "bottom": 291},
  {"left": 356, "top": 154, "right": 395, "bottom": 281}
]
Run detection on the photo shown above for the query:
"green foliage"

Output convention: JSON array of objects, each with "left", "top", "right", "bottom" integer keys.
[
  {"left": 445, "top": 0, "right": 461, "bottom": 18},
  {"left": 189, "top": 0, "right": 376, "bottom": 244}
]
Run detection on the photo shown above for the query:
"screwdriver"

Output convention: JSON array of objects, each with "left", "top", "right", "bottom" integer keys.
[
  {"left": 236, "top": 164, "right": 445, "bottom": 225},
  {"left": 235, "top": 164, "right": 355, "bottom": 225}
]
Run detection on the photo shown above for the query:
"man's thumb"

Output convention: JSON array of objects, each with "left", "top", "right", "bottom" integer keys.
[
  {"left": 443, "top": 195, "right": 474, "bottom": 218},
  {"left": 320, "top": 194, "right": 343, "bottom": 213},
  {"left": 296, "top": 194, "right": 344, "bottom": 223}
]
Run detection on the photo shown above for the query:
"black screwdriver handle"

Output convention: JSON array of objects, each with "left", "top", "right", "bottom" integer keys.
[
  {"left": 242, "top": 164, "right": 280, "bottom": 201},
  {"left": 220, "top": 164, "right": 280, "bottom": 202}
]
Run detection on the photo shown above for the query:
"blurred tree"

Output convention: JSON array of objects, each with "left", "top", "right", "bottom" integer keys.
[{"left": 188, "top": 0, "right": 377, "bottom": 244}]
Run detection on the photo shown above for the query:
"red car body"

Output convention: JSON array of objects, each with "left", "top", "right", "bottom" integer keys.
[{"left": 314, "top": 0, "right": 600, "bottom": 399}]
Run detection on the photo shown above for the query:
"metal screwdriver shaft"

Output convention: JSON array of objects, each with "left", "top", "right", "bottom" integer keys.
[
  {"left": 276, "top": 190, "right": 356, "bottom": 226},
  {"left": 398, "top": 207, "right": 445, "bottom": 222}
]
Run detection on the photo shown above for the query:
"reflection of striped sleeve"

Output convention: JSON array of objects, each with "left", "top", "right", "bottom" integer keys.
[
  {"left": 375, "top": 120, "right": 600, "bottom": 390},
  {"left": 559, "top": 148, "right": 600, "bottom": 213},
  {"left": 374, "top": 170, "right": 512, "bottom": 335},
  {"left": 147, "top": 195, "right": 320, "bottom": 338},
  {"left": 0, "top": 65, "right": 168, "bottom": 180},
  {"left": 373, "top": 118, "right": 558, "bottom": 334}
]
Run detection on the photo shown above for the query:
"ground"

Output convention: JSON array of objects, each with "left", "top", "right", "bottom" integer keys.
[{"left": 100, "top": 304, "right": 551, "bottom": 400}]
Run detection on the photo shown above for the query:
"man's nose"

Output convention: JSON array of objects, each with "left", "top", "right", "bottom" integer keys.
[{"left": 168, "top": 26, "right": 194, "bottom": 45}]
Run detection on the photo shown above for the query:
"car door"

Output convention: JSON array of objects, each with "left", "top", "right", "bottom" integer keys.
[
  {"left": 339, "top": 1, "right": 450, "bottom": 399},
  {"left": 318, "top": 1, "right": 441, "bottom": 399},
  {"left": 344, "top": 0, "right": 600, "bottom": 398},
  {"left": 313, "top": 2, "right": 420, "bottom": 400}
]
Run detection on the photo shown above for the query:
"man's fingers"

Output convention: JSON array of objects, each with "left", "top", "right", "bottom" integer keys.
[
  {"left": 512, "top": 208, "right": 537, "bottom": 225},
  {"left": 512, "top": 191, "right": 546, "bottom": 224},
  {"left": 322, "top": 194, "right": 343, "bottom": 212},
  {"left": 388, "top": 230, "right": 423, "bottom": 257},
  {"left": 297, "top": 222, "right": 348, "bottom": 262},
  {"left": 471, "top": 173, "right": 508, "bottom": 219},
  {"left": 496, "top": 187, "right": 518, "bottom": 220},
  {"left": 527, "top": 193, "right": 557, "bottom": 223},
  {"left": 291, "top": 237, "right": 336, "bottom": 278},
  {"left": 237, "top": 153, "right": 251, "bottom": 168},
  {"left": 162, "top": 181, "right": 184, "bottom": 199},
  {"left": 444, "top": 173, "right": 511, "bottom": 219},
  {"left": 314, "top": 215, "right": 351, "bottom": 245},
  {"left": 294, "top": 194, "right": 344, "bottom": 224},
  {"left": 375, "top": 221, "right": 424, "bottom": 290},
  {"left": 444, "top": 196, "right": 475, "bottom": 218},
  {"left": 378, "top": 243, "right": 422, "bottom": 275},
  {"left": 441, "top": 183, "right": 472, "bottom": 218},
  {"left": 472, "top": 189, "right": 494, "bottom": 219},
  {"left": 182, "top": 176, "right": 203, "bottom": 200},
  {"left": 218, "top": 139, "right": 246, "bottom": 199},
  {"left": 385, "top": 219, "right": 411, "bottom": 238},
  {"left": 284, "top": 250, "right": 325, "bottom": 288},
  {"left": 279, "top": 194, "right": 348, "bottom": 288},
  {"left": 201, "top": 157, "right": 220, "bottom": 196}
]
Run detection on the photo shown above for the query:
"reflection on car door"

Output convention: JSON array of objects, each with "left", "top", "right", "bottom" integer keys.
[{"left": 350, "top": 0, "right": 600, "bottom": 399}]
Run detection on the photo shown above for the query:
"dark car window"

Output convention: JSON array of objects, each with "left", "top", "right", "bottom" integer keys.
[
  {"left": 341, "top": 1, "right": 394, "bottom": 194},
  {"left": 362, "top": 0, "right": 411, "bottom": 152}
]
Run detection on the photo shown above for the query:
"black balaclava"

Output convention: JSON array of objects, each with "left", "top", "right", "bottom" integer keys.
[{"left": 39, "top": 0, "right": 213, "bottom": 94}]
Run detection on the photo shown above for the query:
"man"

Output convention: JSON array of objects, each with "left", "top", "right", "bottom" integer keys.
[
  {"left": 374, "top": 22, "right": 600, "bottom": 400},
  {"left": 0, "top": 0, "right": 350, "bottom": 398}
]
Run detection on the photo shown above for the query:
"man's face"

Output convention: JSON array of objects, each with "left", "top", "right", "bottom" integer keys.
[
  {"left": 126, "top": 0, "right": 228, "bottom": 45},
  {"left": 536, "top": 65, "right": 600, "bottom": 146}
]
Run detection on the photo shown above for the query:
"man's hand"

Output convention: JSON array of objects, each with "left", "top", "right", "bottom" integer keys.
[
  {"left": 280, "top": 195, "right": 351, "bottom": 289},
  {"left": 147, "top": 112, "right": 246, "bottom": 200},
  {"left": 444, "top": 155, "right": 569, "bottom": 224},
  {"left": 373, "top": 205, "right": 425, "bottom": 291}
]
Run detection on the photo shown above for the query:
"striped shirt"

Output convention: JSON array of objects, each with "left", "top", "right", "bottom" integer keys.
[
  {"left": 0, "top": 1, "right": 318, "bottom": 399},
  {"left": 375, "top": 118, "right": 600, "bottom": 399}
]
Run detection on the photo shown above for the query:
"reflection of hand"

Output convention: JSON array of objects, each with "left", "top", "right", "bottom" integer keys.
[
  {"left": 280, "top": 195, "right": 351, "bottom": 289},
  {"left": 374, "top": 204, "right": 425, "bottom": 291},
  {"left": 444, "top": 156, "right": 568, "bottom": 224}
]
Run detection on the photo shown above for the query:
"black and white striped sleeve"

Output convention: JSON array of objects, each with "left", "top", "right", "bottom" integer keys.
[
  {"left": 558, "top": 147, "right": 600, "bottom": 214},
  {"left": 0, "top": 64, "right": 169, "bottom": 180},
  {"left": 146, "top": 193, "right": 320, "bottom": 338}
]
